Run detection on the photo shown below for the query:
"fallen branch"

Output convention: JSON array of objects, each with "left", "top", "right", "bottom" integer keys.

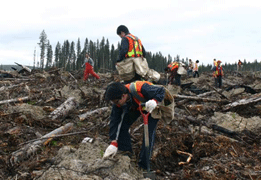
[
  {"left": 78, "top": 107, "right": 109, "bottom": 121},
  {"left": 223, "top": 92, "right": 261, "bottom": 111},
  {"left": 0, "top": 83, "right": 25, "bottom": 92},
  {"left": 14, "top": 62, "right": 32, "bottom": 73},
  {"left": 175, "top": 113, "right": 241, "bottom": 141},
  {"left": 68, "top": 72, "right": 86, "bottom": 98},
  {"left": 18, "top": 130, "right": 90, "bottom": 146},
  {"left": 177, "top": 150, "right": 193, "bottom": 165},
  {"left": 0, "top": 93, "right": 42, "bottom": 105},
  {"left": 176, "top": 90, "right": 221, "bottom": 106},
  {"left": 173, "top": 94, "right": 229, "bottom": 103},
  {"left": 49, "top": 97, "right": 79, "bottom": 120},
  {"left": 207, "top": 83, "right": 230, "bottom": 100},
  {"left": 10, "top": 123, "right": 73, "bottom": 165}
]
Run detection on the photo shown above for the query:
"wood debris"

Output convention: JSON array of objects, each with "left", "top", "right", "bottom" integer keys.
[{"left": 0, "top": 68, "right": 260, "bottom": 180}]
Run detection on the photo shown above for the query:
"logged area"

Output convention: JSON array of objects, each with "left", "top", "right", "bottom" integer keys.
[{"left": 0, "top": 68, "right": 260, "bottom": 180}]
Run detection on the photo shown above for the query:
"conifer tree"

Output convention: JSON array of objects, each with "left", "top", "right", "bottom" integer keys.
[
  {"left": 84, "top": 38, "right": 88, "bottom": 52},
  {"left": 105, "top": 39, "right": 110, "bottom": 70},
  {"left": 76, "top": 38, "right": 81, "bottom": 69},
  {"left": 54, "top": 42, "right": 61, "bottom": 67},
  {"left": 46, "top": 40, "right": 53, "bottom": 69},
  {"left": 70, "top": 41, "right": 76, "bottom": 70},
  {"left": 38, "top": 30, "right": 47, "bottom": 70}
]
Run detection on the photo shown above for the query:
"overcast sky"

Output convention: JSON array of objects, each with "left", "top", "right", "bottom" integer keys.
[{"left": 0, "top": 0, "right": 260, "bottom": 66}]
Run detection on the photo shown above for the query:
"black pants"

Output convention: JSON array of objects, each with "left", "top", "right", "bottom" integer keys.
[
  {"left": 175, "top": 74, "right": 181, "bottom": 86},
  {"left": 193, "top": 71, "right": 199, "bottom": 78},
  {"left": 215, "top": 76, "right": 222, "bottom": 88},
  {"left": 117, "top": 110, "right": 158, "bottom": 170}
]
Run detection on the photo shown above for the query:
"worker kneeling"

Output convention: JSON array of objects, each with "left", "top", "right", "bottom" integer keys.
[{"left": 103, "top": 81, "right": 165, "bottom": 170}]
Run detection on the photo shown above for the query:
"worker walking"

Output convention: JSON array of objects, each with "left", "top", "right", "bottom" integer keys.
[
  {"left": 187, "top": 59, "right": 193, "bottom": 77},
  {"left": 115, "top": 25, "right": 148, "bottom": 83},
  {"left": 166, "top": 61, "right": 181, "bottom": 86},
  {"left": 193, "top": 60, "right": 199, "bottom": 78},
  {"left": 237, "top": 59, "right": 242, "bottom": 71},
  {"left": 212, "top": 59, "right": 217, "bottom": 71},
  {"left": 82, "top": 53, "right": 100, "bottom": 81},
  {"left": 103, "top": 81, "right": 165, "bottom": 170},
  {"left": 214, "top": 60, "right": 223, "bottom": 88}
]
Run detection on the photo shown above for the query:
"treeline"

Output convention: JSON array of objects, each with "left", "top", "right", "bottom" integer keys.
[
  {"left": 37, "top": 30, "right": 172, "bottom": 72},
  {"left": 36, "top": 30, "right": 260, "bottom": 73},
  {"left": 199, "top": 59, "right": 261, "bottom": 73}
]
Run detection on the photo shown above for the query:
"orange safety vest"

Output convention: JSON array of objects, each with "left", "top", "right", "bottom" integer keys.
[
  {"left": 215, "top": 66, "right": 223, "bottom": 76},
  {"left": 125, "top": 81, "right": 153, "bottom": 105},
  {"left": 194, "top": 63, "right": 198, "bottom": 71},
  {"left": 168, "top": 62, "right": 179, "bottom": 71},
  {"left": 125, "top": 34, "right": 143, "bottom": 58}
]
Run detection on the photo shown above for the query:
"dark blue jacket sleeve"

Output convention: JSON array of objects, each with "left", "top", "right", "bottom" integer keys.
[
  {"left": 109, "top": 104, "right": 123, "bottom": 140},
  {"left": 141, "top": 83, "right": 165, "bottom": 102},
  {"left": 142, "top": 44, "right": 146, "bottom": 58},
  {"left": 117, "top": 37, "right": 129, "bottom": 62}
]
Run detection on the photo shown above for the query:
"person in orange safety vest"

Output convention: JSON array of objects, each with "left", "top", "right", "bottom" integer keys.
[
  {"left": 165, "top": 61, "right": 181, "bottom": 86},
  {"left": 213, "top": 60, "right": 223, "bottom": 88},
  {"left": 103, "top": 81, "right": 165, "bottom": 171},
  {"left": 237, "top": 59, "right": 242, "bottom": 71},
  {"left": 193, "top": 60, "right": 199, "bottom": 78},
  {"left": 116, "top": 25, "right": 147, "bottom": 83}
]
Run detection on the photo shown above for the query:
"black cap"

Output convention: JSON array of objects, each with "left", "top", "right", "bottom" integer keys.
[
  {"left": 104, "top": 82, "right": 128, "bottom": 101},
  {"left": 116, "top": 25, "right": 129, "bottom": 35}
]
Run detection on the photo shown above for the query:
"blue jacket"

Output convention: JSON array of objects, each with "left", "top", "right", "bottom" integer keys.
[{"left": 109, "top": 82, "right": 165, "bottom": 140}]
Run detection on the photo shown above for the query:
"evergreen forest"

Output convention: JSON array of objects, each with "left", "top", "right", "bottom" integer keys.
[{"left": 34, "top": 30, "right": 261, "bottom": 73}]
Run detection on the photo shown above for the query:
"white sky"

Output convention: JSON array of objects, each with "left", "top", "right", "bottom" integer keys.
[{"left": 0, "top": 0, "right": 260, "bottom": 66}]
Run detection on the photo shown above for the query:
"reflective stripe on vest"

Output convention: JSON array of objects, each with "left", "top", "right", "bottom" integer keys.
[
  {"left": 215, "top": 66, "right": 223, "bottom": 76},
  {"left": 168, "top": 62, "right": 179, "bottom": 71},
  {"left": 125, "top": 81, "right": 153, "bottom": 105},
  {"left": 125, "top": 34, "right": 143, "bottom": 58}
]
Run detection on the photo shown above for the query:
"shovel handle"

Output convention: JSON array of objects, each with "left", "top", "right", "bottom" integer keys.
[
  {"left": 139, "top": 103, "right": 150, "bottom": 125},
  {"left": 139, "top": 103, "right": 151, "bottom": 173}
]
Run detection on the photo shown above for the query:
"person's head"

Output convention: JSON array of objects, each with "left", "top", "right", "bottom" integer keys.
[
  {"left": 189, "top": 59, "right": 192, "bottom": 62},
  {"left": 214, "top": 59, "right": 216, "bottom": 61},
  {"left": 116, "top": 25, "right": 129, "bottom": 38},
  {"left": 85, "top": 53, "right": 89, "bottom": 58},
  {"left": 196, "top": 60, "right": 199, "bottom": 63},
  {"left": 217, "top": 60, "right": 221, "bottom": 65},
  {"left": 104, "top": 82, "right": 129, "bottom": 106}
]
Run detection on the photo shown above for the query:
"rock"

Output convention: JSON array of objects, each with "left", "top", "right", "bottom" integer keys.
[
  {"left": 211, "top": 112, "right": 261, "bottom": 132},
  {"left": 38, "top": 138, "right": 144, "bottom": 180}
]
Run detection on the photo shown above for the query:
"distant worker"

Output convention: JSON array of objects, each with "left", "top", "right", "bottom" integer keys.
[
  {"left": 116, "top": 25, "right": 147, "bottom": 82},
  {"left": 212, "top": 59, "right": 217, "bottom": 71},
  {"left": 82, "top": 53, "right": 100, "bottom": 81},
  {"left": 237, "top": 59, "right": 242, "bottom": 71},
  {"left": 193, "top": 60, "right": 199, "bottom": 78},
  {"left": 187, "top": 59, "right": 193, "bottom": 77},
  {"left": 214, "top": 60, "right": 223, "bottom": 88},
  {"left": 165, "top": 61, "right": 181, "bottom": 86}
]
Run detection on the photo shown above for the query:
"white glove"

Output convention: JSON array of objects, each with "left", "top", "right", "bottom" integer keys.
[
  {"left": 103, "top": 142, "right": 118, "bottom": 159},
  {"left": 145, "top": 99, "right": 157, "bottom": 113}
]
